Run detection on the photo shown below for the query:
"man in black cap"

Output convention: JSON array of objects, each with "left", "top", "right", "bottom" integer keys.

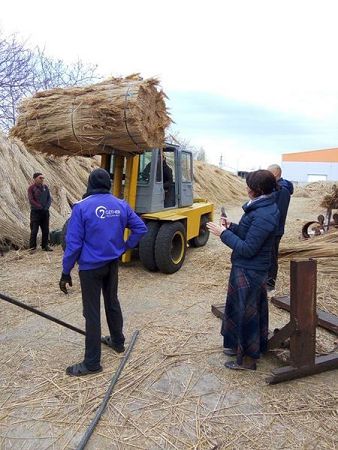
[
  {"left": 28, "top": 172, "right": 53, "bottom": 252},
  {"left": 59, "top": 168, "right": 147, "bottom": 376}
]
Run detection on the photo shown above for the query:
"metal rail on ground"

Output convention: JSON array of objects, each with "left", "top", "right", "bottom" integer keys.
[
  {"left": 76, "top": 330, "right": 139, "bottom": 450},
  {"left": 0, "top": 292, "right": 109, "bottom": 345}
]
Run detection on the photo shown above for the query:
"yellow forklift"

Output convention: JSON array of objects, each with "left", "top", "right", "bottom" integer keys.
[{"left": 100, "top": 143, "right": 214, "bottom": 273}]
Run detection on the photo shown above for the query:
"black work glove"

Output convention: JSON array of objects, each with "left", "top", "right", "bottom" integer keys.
[{"left": 59, "top": 273, "right": 72, "bottom": 294}]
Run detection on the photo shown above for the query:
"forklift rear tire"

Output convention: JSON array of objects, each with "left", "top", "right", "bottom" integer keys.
[
  {"left": 189, "top": 215, "right": 210, "bottom": 247},
  {"left": 139, "top": 221, "right": 160, "bottom": 271},
  {"left": 155, "top": 222, "right": 186, "bottom": 274}
]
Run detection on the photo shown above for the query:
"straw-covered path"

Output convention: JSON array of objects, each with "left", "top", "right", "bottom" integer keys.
[{"left": 1, "top": 196, "right": 337, "bottom": 449}]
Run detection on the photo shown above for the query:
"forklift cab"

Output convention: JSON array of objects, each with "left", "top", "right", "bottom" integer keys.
[
  {"left": 136, "top": 145, "right": 193, "bottom": 213},
  {"left": 104, "top": 144, "right": 194, "bottom": 214}
]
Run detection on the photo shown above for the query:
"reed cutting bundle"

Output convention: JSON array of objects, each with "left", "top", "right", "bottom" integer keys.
[
  {"left": 320, "top": 184, "right": 338, "bottom": 209},
  {"left": 11, "top": 75, "right": 171, "bottom": 156},
  {"left": 279, "top": 229, "right": 338, "bottom": 259}
]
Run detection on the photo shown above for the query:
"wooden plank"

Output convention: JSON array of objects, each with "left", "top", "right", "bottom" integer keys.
[
  {"left": 271, "top": 296, "right": 338, "bottom": 335},
  {"left": 266, "top": 353, "right": 338, "bottom": 384}
]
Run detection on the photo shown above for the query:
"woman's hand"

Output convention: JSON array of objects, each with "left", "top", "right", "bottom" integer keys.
[{"left": 206, "top": 222, "right": 226, "bottom": 237}]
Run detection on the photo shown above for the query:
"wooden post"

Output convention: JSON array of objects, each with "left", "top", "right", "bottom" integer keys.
[{"left": 289, "top": 259, "right": 317, "bottom": 367}]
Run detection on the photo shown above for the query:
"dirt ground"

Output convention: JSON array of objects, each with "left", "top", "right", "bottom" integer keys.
[{"left": 0, "top": 197, "right": 337, "bottom": 449}]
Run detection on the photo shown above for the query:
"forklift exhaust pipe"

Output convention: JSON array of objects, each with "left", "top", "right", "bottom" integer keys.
[{"left": 0, "top": 292, "right": 109, "bottom": 345}]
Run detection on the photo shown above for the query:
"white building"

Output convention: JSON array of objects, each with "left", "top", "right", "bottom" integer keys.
[{"left": 282, "top": 148, "right": 338, "bottom": 183}]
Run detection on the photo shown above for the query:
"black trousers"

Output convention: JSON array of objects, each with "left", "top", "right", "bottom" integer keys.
[
  {"left": 29, "top": 210, "right": 50, "bottom": 249},
  {"left": 79, "top": 260, "right": 125, "bottom": 370},
  {"left": 267, "top": 236, "right": 282, "bottom": 289}
]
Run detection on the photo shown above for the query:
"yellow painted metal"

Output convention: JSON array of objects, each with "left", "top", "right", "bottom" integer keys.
[
  {"left": 141, "top": 201, "right": 214, "bottom": 241},
  {"left": 172, "top": 230, "right": 185, "bottom": 264},
  {"left": 124, "top": 155, "right": 139, "bottom": 209},
  {"left": 113, "top": 156, "right": 124, "bottom": 199},
  {"left": 122, "top": 155, "right": 140, "bottom": 263}
]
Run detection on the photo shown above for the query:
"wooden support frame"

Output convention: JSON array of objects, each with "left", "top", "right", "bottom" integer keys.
[
  {"left": 268, "top": 260, "right": 338, "bottom": 383},
  {"left": 211, "top": 259, "right": 338, "bottom": 384},
  {"left": 271, "top": 296, "right": 338, "bottom": 335}
]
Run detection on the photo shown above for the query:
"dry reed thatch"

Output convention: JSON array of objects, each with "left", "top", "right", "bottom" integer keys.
[
  {"left": 193, "top": 161, "right": 246, "bottom": 208},
  {"left": 10, "top": 74, "right": 171, "bottom": 156},
  {"left": 320, "top": 184, "right": 338, "bottom": 209},
  {"left": 279, "top": 228, "right": 338, "bottom": 315},
  {"left": 1, "top": 246, "right": 337, "bottom": 449},
  {"left": 293, "top": 181, "right": 336, "bottom": 199},
  {"left": 0, "top": 132, "right": 98, "bottom": 248},
  {"left": 280, "top": 229, "right": 338, "bottom": 259}
]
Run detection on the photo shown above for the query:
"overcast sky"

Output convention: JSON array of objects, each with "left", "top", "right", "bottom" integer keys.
[{"left": 2, "top": 0, "right": 338, "bottom": 171}]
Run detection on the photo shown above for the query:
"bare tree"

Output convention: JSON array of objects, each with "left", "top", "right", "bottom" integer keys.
[
  {"left": 31, "top": 47, "right": 100, "bottom": 91},
  {"left": 0, "top": 34, "right": 34, "bottom": 129},
  {"left": 194, "top": 146, "right": 206, "bottom": 161},
  {"left": 166, "top": 130, "right": 207, "bottom": 161},
  {"left": 0, "top": 33, "right": 101, "bottom": 131}
]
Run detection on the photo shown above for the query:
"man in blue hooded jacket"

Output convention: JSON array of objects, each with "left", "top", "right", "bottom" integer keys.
[
  {"left": 267, "top": 164, "right": 293, "bottom": 291},
  {"left": 59, "top": 168, "right": 147, "bottom": 376}
]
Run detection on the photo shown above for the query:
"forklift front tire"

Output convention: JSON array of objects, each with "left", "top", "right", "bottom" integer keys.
[{"left": 155, "top": 222, "right": 186, "bottom": 274}]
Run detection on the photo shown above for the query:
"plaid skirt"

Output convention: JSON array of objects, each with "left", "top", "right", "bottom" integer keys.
[{"left": 221, "top": 266, "right": 268, "bottom": 360}]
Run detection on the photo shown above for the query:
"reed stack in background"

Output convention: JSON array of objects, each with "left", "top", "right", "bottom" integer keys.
[{"left": 11, "top": 74, "right": 171, "bottom": 156}]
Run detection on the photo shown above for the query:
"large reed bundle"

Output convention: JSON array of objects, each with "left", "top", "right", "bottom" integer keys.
[{"left": 11, "top": 75, "right": 171, "bottom": 156}]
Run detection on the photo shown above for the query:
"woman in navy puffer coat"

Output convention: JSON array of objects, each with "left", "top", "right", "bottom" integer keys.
[{"left": 207, "top": 170, "right": 279, "bottom": 370}]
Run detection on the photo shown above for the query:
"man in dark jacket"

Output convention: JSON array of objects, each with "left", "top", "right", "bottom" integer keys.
[
  {"left": 28, "top": 172, "right": 53, "bottom": 252},
  {"left": 267, "top": 164, "right": 293, "bottom": 291},
  {"left": 268, "top": 164, "right": 294, "bottom": 195},
  {"left": 59, "top": 168, "right": 147, "bottom": 376}
]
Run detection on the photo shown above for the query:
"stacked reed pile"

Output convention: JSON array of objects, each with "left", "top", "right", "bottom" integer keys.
[
  {"left": 193, "top": 161, "right": 246, "bottom": 207},
  {"left": 293, "top": 181, "right": 335, "bottom": 199},
  {"left": 320, "top": 184, "right": 338, "bottom": 209},
  {"left": 0, "top": 132, "right": 98, "bottom": 248},
  {"left": 11, "top": 75, "right": 171, "bottom": 156}
]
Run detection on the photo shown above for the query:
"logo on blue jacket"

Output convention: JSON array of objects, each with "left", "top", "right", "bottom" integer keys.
[{"left": 95, "top": 206, "right": 121, "bottom": 219}]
